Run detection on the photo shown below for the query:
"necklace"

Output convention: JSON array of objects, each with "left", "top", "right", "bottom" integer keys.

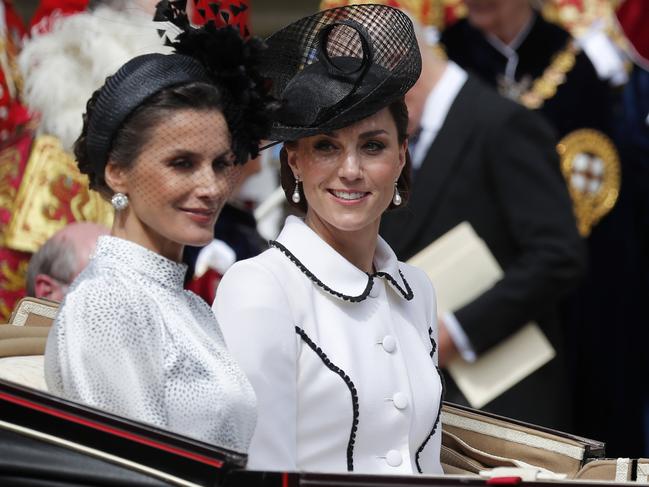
[{"left": 502, "top": 39, "right": 580, "bottom": 110}]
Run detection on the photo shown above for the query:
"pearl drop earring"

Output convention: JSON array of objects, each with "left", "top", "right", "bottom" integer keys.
[
  {"left": 292, "top": 178, "right": 301, "bottom": 204},
  {"left": 392, "top": 181, "right": 402, "bottom": 206}
]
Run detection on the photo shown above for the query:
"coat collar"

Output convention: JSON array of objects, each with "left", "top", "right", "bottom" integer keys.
[{"left": 271, "top": 216, "right": 413, "bottom": 302}]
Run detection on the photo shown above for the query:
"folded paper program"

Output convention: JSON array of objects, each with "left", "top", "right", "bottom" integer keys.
[{"left": 408, "top": 222, "right": 555, "bottom": 408}]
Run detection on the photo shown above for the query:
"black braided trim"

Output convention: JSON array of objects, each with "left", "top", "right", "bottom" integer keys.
[
  {"left": 415, "top": 327, "right": 446, "bottom": 473},
  {"left": 428, "top": 328, "right": 438, "bottom": 357},
  {"left": 296, "top": 326, "right": 359, "bottom": 472},
  {"left": 373, "top": 270, "right": 414, "bottom": 300},
  {"left": 270, "top": 240, "right": 373, "bottom": 302}
]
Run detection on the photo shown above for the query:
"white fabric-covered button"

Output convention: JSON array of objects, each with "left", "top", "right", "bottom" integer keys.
[
  {"left": 392, "top": 392, "right": 408, "bottom": 410},
  {"left": 386, "top": 449, "right": 402, "bottom": 467},
  {"left": 381, "top": 335, "right": 396, "bottom": 353}
]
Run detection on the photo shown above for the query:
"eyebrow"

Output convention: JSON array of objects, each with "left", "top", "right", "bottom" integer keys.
[
  {"left": 168, "top": 148, "right": 232, "bottom": 160},
  {"left": 213, "top": 149, "right": 234, "bottom": 161},
  {"left": 322, "top": 129, "right": 389, "bottom": 138},
  {"left": 360, "top": 129, "right": 388, "bottom": 138}
]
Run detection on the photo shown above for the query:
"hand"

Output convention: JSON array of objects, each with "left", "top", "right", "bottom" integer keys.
[{"left": 437, "top": 316, "right": 459, "bottom": 368}]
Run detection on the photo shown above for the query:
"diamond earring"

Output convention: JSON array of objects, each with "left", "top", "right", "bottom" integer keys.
[
  {"left": 111, "top": 192, "right": 129, "bottom": 211},
  {"left": 292, "top": 178, "right": 301, "bottom": 204},
  {"left": 392, "top": 182, "right": 402, "bottom": 206}
]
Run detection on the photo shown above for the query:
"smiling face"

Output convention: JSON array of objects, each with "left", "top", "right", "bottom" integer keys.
[
  {"left": 106, "top": 109, "right": 239, "bottom": 260},
  {"left": 286, "top": 107, "right": 406, "bottom": 242}
]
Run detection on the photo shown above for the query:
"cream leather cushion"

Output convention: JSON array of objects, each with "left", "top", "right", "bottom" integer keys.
[{"left": 0, "top": 355, "right": 47, "bottom": 391}]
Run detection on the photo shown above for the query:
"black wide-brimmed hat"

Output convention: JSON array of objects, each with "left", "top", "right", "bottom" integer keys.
[{"left": 260, "top": 3, "right": 421, "bottom": 141}]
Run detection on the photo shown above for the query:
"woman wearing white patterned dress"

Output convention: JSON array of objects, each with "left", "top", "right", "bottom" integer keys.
[{"left": 45, "top": 4, "right": 274, "bottom": 453}]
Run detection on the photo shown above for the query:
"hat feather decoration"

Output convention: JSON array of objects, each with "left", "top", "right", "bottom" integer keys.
[{"left": 154, "top": 0, "right": 277, "bottom": 164}]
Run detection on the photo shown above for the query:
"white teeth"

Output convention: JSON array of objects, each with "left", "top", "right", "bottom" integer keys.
[{"left": 332, "top": 190, "right": 365, "bottom": 200}]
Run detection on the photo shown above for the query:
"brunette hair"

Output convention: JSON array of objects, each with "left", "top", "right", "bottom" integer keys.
[
  {"left": 279, "top": 98, "right": 412, "bottom": 213},
  {"left": 74, "top": 81, "right": 224, "bottom": 199}
]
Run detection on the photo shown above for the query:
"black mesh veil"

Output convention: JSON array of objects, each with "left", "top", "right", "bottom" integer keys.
[{"left": 259, "top": 4, "right": 421, "bottom": 141}]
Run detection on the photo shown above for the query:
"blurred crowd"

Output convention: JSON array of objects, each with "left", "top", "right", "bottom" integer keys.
[{"left": 0, "top": 0, "right": 647, "bottom": 460}]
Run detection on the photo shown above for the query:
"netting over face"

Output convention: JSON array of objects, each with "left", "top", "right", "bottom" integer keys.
[
  {"left": 108, "top": 108, "right": 242, "bottom": 258},
  {"left": 260, "top": 4, "right": 420, "bottom": 139}
]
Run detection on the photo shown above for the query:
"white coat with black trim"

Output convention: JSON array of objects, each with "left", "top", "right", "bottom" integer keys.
[{"left": 214, "top": 216, "right": 443, "bottom": 474}]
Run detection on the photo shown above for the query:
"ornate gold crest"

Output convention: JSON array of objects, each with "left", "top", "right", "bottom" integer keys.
[
  {"left": 557, "top": 129, "right": 620, "bottom": 237},
  {"left": 2, "top": 135, "right": 113, "bottom": 253},
  {"left": 0, "top": 147, "right": 20, "bottom": 217}
]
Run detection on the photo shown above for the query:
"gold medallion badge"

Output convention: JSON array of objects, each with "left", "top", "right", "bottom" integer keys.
[{"left": 557, "top": 129, "right": 620, "bottom": 236}]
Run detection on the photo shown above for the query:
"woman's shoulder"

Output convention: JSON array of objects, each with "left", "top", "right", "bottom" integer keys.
[
  {"left": 56, "top": 265, "right": 152, "bottom": 329},
  {"left": 394, "top": 262, "right": 439, "bottom": 343},
  {"left": 397, "top": 261, "right": 434, "bottom": 291},
  {"left": 396, "top": 261, "right": 437, "bottom": 309},
  {"left": 214, "top": 248, "right": 300, "bottom": 328},
  {"left": 219, "top": 245, "right": 302, "bottom": 290},
  {"left": 69, "top": 263, "right": 137, "bottom": 301},
  {"left": 216, "top": 249, "right": 294, "bottom": 306}
]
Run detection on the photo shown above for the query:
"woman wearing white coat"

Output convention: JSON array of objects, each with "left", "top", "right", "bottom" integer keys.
[{"left": 214, "top": 4, "right": 444, "bottom": 475}]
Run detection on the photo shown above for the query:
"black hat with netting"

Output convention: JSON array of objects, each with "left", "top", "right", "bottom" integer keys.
[{"left": 260, "top": 3, "right": 421, "bottom": 141}]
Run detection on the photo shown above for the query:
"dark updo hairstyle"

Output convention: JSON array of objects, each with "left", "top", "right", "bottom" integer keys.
[
  {"left": 75, "top": 81, "right": 224, "bottom": 199},
  {"left": 280, "top": 98, "right": 412, "bottom": 213}
]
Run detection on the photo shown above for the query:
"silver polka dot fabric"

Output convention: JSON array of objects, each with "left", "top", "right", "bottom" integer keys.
[{"left": 45, "top": 236, "right": 256, "bottom": 453}]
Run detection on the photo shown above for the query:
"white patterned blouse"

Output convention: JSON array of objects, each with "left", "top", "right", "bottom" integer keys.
[{"left": 45, "top": 235, "right": 256, "bottom": 453}]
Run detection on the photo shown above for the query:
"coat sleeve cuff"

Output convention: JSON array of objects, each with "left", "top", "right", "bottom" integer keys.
[{"left": 443, "top": 311, "right": 477, "bottom": 363}]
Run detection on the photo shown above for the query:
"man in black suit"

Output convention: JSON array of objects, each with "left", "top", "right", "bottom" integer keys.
[
  {"left": 438, "top": 2, "right": 648, "bottom": 455},
  {"left": 380, "top": 32, "right": 586, "bottom": 431}
]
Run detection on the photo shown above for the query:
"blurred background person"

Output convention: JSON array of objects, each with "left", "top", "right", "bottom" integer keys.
[
  {"left": 378, "top": 2, "right": 582, "bottom": 433},
  {"left": 0, "top": 221, "right": 107, "bottom": 391},
  {"left": 441, "top": 0, "right": 613, "bottom": 139},
  {"left": 576, "top": 0, "right": 649, "bottom": 458},
  {"left": 26, "top": 222, "right": 108, "bottom": 301}
]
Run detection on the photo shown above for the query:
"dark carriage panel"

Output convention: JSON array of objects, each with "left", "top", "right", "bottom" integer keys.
[
  {"left": 0, "top": 427, "right": 169, "bottom": 487},
  {"left": 0, "top": 378, "right": 245, "bottom": 486}
]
